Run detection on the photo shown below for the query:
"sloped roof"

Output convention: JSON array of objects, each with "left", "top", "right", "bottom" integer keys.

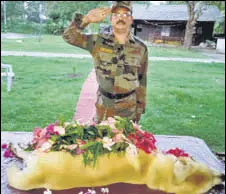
[{"left": 132, "top": 4, "right": 223, "bottom": 22}]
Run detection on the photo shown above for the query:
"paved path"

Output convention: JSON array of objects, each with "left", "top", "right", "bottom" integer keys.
[
  {"left": 1, "top": 50, "right": 225, "bottom": 63},
  {"left": 73, "top": 68, "right": 98, "bottom": 123},
  {"left": 1, "top": 32, "right": 37, "bottom": 39},
  {"left": 1, "top": 51, "right": 92, "bottom": 59}
]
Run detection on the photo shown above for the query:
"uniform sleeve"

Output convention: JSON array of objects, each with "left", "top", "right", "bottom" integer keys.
[
  {"left": 62, "top": 13, "right": 98, "bottom": 54},
  {"left": 137, "top": 47, "right": 148, "bottom": 115}
]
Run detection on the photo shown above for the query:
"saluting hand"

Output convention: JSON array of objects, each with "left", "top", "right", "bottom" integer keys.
[{"left": 84, "top": 7, "right": 112, "bottom": 24}]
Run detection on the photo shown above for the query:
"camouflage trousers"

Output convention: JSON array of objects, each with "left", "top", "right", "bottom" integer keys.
[{"left": 94, "top": 89, "right": 141, "bottom": 123}]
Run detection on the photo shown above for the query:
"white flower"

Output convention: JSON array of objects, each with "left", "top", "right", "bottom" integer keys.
[
  {"left": 107, "top": 117, "right": 116, "bottom": 125},
  {"left": 132, "top": 122, "right": 143, "bottom": 131},
  {"left": 43, "top": 189, "right": 52, "bottom": 194},
  {"left": 48, "top": 139, "right": 54, "bottom": 144},
  {"left": 62, "top": 144, "right": 77, "bottom": 150},
  {"left": 99, "top": 117, "right": 117, "bottom": 130},
  {"left": 64, "top": 122, "right": 71, "bottom": 127},
  {"left": 113, "top": 133, "right": 127, "bottom": 143},
  {"left": 82, "top": 120, "right": 91, "bottom": 125},
  {"left": 38, "top": 142, "right": 52, "bottom": 152},
  {"left": 73, "top": 123, "right": 78, "bottom": 127},
  {"left": 53, "top": 126, "right": 65, "bottom": 135},
  {"left": 87, "top": 189, "right": 96, "bottom": 194},
  {"left": 75, "top": 119, "right": 82, "bottom": 126},
  {"left": 126, "top": 143, "right": 138, "bottom": 157},
  {"left": 101, "top": 187, "right": 109, "bottom": 193},
  {"left": 102, "top": 137, "right": 115, "bottom": 151},
  {"left": 78, "top": 192, "right": 83, "bottom": 194},
  {"left": 99, "top": 121, "right": 109, "bottom": 126}
]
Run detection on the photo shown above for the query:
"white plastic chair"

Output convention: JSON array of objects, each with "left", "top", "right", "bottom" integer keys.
[{"left": 1, "top": 63, "right": 15, "bottom": 92}]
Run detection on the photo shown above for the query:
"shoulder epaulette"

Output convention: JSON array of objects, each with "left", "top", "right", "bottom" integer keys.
[{"left": 134, "top": 36, "right": 147, "bottom": 48}]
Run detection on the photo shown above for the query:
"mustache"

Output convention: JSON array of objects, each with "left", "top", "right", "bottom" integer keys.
[{"left": 116, "top": 20, "right": 126, "bottom": 24}]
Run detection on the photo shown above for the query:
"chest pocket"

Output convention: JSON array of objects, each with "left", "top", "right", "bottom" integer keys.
[
  {"left": 99, "top": 51, "right": 114, "bottom": 64},
  {"left": 97, "top": 51, "right": 115, "bottom": 77},
  {"left": 123, "top": 57, "right": 140, "bottom": 80}
]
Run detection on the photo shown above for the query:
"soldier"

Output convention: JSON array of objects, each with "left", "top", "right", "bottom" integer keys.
[{"left": 63, "top": 1, "right": 148, "bottom": 123}]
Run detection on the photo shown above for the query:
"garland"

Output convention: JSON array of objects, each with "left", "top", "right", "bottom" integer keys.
[{"left": 2, "top": 116, "right": 190, "bottom": 167}]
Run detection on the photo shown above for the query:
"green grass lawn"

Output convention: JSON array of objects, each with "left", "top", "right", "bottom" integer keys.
[
  {"left": 1, "top": 34, "right": 207, "bottom": 58},
  {"left": 1, "top": 56, "right": 93, "bottom": 131},
  {"left": 1, "top": 56, "right": 224, "bottom": 152},
  {"left": 1, "top": 35, "right": 87, "bottom": 54},
  {"left": 140, "top": 60, "right": 225, "bottom": 152},
  {"left": 148, "top": 45, "right": 207, "bottom": 58}
]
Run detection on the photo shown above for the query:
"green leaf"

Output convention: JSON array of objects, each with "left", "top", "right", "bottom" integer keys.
[
  {"left": 24, "top": 143, "right": 36, "bottom": 152},
  {"left": 81, "top": 141, "right": 99, "bottom": 149},
  {"left": 50, "top": 135, "right": 58, "bottom": 142}
]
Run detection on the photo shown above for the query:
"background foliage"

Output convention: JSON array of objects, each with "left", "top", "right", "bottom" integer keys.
[
  {"left": 167, "top": 1, "right": 225, "bottom": 34},
  {"left": 1, "top": 1, "right": 110, "bottom": 34},
  {"left": 1, "top": 1, "right": 225, "bottom": 35}
]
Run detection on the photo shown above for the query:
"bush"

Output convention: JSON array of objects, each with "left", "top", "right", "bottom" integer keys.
[
  {"left": 1, "top": 23, "right": 8, "bottom": 32},
  {"left": 5, "top": 21, "right": 46, "bottom": 34},
  {"left": 214, "top": 20, "right": 225, "bottom": 34},
  {"left": 44, "top": 19, "right": 66, "bottom": 35}
]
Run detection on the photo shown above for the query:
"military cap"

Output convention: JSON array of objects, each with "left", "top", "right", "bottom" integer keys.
[{"left": 112, "top": 1, "right": 133, "bottom": 13}]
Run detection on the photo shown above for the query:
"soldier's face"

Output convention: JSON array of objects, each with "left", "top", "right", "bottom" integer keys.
[{"left": 111, "top": 7, "right": 133, "bottom": 31}]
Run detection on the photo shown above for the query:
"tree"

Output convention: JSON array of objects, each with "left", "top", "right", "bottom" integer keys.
[
  {"left": 205, "top": 1, "right": 225, "bottom": 34},
  {"left": 167, "top": 1, "right": 220, "bottom": 49},
  {"left": 25, "top": 1, "right": 43, "bottom": 23},
  {"left": 1, "top": 1, "right": 6, "bottom": 26},
  {"left": 183, "top": 1, "right": 208, "bottom": 49},
  {"left": 45, "top": 1, "right": 109, "bottom": 34},
  {"left": 3, "top": 1, "right": 24, "bottom": 24},
  {"left": 135, "top": 1, "right": 151, "bottom": 7}
]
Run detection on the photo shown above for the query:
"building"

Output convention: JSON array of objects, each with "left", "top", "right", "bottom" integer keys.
[{"left": 132, "top": 4, "right": 223, "bottom": 46}]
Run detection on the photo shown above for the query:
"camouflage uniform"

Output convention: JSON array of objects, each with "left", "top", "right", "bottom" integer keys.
[{"left": 62, "top": 4, "right": 148, "bottom": 123}]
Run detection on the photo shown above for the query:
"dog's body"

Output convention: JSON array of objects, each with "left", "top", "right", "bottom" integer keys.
[{"left": 7, "top": 150, "right": 223, "bottom": 194}]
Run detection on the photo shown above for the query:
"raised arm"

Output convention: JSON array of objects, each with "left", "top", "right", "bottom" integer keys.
[{"left": 62, "top": 8, "right": 111, "bottom": 54}]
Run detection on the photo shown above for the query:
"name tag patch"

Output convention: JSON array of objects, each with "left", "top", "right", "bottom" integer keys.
[{"left": 100, "top": 47, "right": 113, "bottom": 53}]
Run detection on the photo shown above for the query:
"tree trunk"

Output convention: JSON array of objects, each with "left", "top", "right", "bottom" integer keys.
[
  {"left": 184, "top": 20, "right": 195, "bottom": 49},
  {"left": 183, "top": 1, "right": 196, "bottom": 49},
  {"left": 3, "top": 1, "right": 6, "bottom": 26}
]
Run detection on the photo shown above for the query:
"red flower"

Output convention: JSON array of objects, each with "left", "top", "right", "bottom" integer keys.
[
  {"left": 46, "top": 122, "right": 60, "bottom": 136},
  {"left": 46, "top": 124, "right": 55, "bottom": 134},
  {"left": 91, "top": 122, "right": 96, "bottom": 127},
  {"left": 31, "top": 121, "right": 62, "bottom": 150},
  {"left": 128, "top": 130, "right": 157, "bottom": 154},
  {"left": 76, "top": 148, "right": 85, "bottom": 155},
  {"left": 54, "top": 131, "right": 60, "bottom": 136},
  {"left": 165, "top": 148, "right": 190, "bottom": 157},
  {"left": 76, "top": 139, "right": 86, "bottom": 145},
  {"left": 1, "top": 143, "right": 7, "bottom": 149},
  {"left": 135, "top": 129, "right": 144, "bottom": 137},
  {"left": 3, "top": 148, "right": 14, "bottom": 158}
]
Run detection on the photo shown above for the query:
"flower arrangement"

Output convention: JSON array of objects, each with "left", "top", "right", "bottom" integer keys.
[
  {"left": 3, "top": 116, "right": 223, "bottom": 194},
  {"left": 1, "top": 116, "right": 190, "bottom": 167},
  {"left": 23, "top": 116, "right": 158, "bottom": 166}
]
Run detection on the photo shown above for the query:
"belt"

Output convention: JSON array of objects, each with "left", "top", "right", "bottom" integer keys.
[{"left": 99, "top": 88, "right": 135, "bottom": 100}]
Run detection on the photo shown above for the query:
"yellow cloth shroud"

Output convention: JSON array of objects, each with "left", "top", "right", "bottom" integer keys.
[{"left": 7, "top": 149, "right": 223, "bottom": 194}]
